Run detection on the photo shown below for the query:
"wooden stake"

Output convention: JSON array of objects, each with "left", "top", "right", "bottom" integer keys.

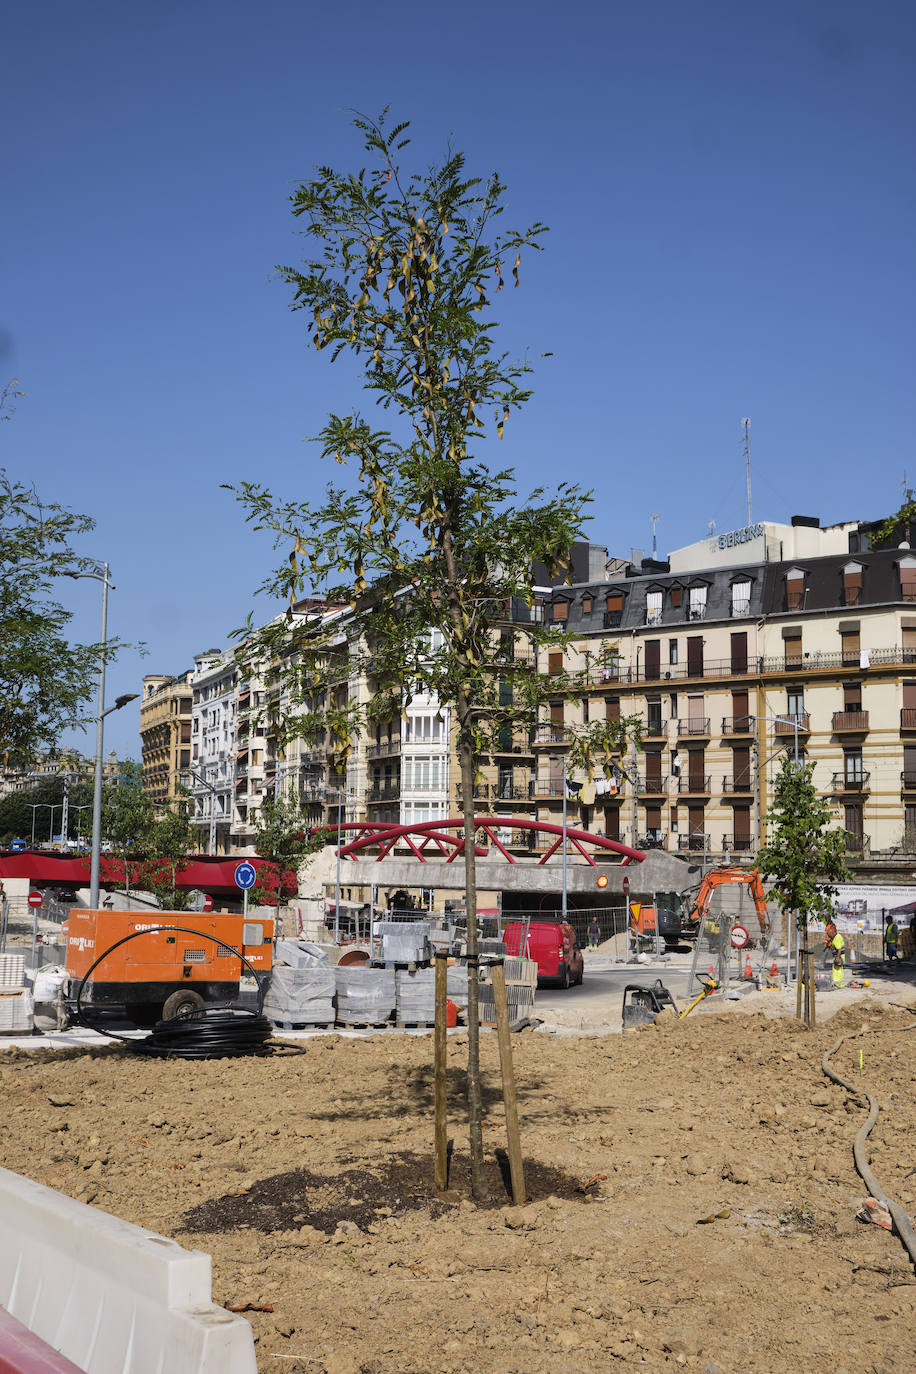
[
  {"left": 491, "top": 960, "right": 526, "bottom": 1205},
  {"left": 434, "top": 950, "right": 448, "bottom": 1191}
]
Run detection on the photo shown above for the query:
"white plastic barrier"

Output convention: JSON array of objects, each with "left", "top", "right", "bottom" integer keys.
[{"left": 0, "top": 1165, "right": 256, "bottom": 1374}]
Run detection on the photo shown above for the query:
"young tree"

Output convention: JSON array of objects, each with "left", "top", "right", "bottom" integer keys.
[
  {"left": 251, "top": 796, "right": 324, "bottom": 931},
  {"left": 229, "top": 112, "right": 591, "bottom": 1199},
  {"left": 0, "top": 386, "right": 122, "bottom": 765},
  {"left": 101, "top": 762, "right": 195, "bottom": 910},
  {"left": 756, "top": 757, "right": 849, "bottom": 1027}
]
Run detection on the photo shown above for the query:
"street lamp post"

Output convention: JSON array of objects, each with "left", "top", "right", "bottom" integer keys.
[
  {"left": 71, "top": 804, "right": 92, "bottom": 848},
  {"left": 27, "top": 803, "right": 54, "bottom": 848},
  {"left": 64, "top": 565, "right": 137, "bottom": 909}
]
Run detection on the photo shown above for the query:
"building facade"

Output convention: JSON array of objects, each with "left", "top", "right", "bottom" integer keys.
[{"left": 139, "top": 672, "right": 193, "bottom": 808}]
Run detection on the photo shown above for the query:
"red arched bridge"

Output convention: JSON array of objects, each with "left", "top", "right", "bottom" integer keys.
[{"left": 310, "top": 816, "right": 646, "bottom": 867}]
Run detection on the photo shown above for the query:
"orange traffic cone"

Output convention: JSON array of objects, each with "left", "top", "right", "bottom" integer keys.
[
  {"left": 770, "top": 961, "right": 778, "bottom": 977},
  {"left": 744, "top": 953, "right": 753, "bottom": 979}
]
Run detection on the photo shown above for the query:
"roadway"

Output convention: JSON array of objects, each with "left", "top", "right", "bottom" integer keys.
[{"left": 534, "top": 952, "right": 714, "bottom": 1022}]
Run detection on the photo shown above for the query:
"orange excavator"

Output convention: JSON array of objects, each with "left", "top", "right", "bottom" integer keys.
[{"left": 682, "top": 868, "right": 770, "bottom": 945}]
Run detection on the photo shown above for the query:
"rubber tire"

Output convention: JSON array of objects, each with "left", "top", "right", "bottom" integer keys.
[
  {"left": 162, "top": 989, "right": 206, "bottom": 1021},
  {"left": 560, "top": 966, "right": 571, "bottom": 990}
]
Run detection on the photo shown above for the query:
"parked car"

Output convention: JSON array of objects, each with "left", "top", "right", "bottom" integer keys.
[{"left": 502, "top": 919, "right": 584, "bottom": 988}]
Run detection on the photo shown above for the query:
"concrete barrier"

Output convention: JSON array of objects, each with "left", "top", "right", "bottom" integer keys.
[{"left": 0, "top": 1166, "right": 256, "bottom": 1374}]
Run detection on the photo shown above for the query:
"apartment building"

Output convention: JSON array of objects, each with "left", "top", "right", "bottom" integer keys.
[
  {"left": 189, "top": 648, "right": 238, "bottom": 855},
  {"left": 139, "top": 671, "right": 193, "bottom": 807},
  {"left": 533, "top": 515, "right": 916, "bottom": 873}
]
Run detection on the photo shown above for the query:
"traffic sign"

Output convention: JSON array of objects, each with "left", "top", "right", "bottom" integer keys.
[
  {"left": 27, "top": 891, "right": 43, "bottom": 909},
  {"left": 202, "top": 893, "right": 214, "bottom": 912},
  {"left": 10, "top": 839, "right": 25, "bottom": 852},
  {"left": 234, "top": 862, "right": 257, "bottom": 891},
  {"left": 730, "top": 924, "right": 750, "bottom": 949},
  {"left": 596, "top": 873, "right": 609, "bottom": 889},
  {"left": 622, "top": 875, "right": 630, "bottom": 898}
]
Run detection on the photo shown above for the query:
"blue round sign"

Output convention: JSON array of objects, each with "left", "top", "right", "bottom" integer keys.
[{"left": 234, "top": 862, "right": 257, "bottom": 890}]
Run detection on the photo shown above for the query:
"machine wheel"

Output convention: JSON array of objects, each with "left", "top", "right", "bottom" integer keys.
[
  {"left": 560, "top": 965, "right": 571, "bottom": 990},
  {"left": 162, "top": 989, "right": 206, "bottom": 1021}
]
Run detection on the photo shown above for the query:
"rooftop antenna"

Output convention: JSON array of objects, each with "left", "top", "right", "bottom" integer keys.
[
  {"left": 708, "top": 519, "right": 717, "bottom": 538},
  {"left": 903, "top": 471, "right": 914, "bottom": 504},
  {"left": 650, "top": 513, "right": 661, "bottom": 558},
  {"left": 741, "top": 418, "right": 752, "bottom": 525}
]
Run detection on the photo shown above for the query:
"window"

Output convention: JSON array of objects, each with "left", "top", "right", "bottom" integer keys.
[
  {"left": 784, "top": 633, "right": 802, "bottom": 668},
  {"left": 844, "top": 748, "right": 864, "bottom": 784},
  {"left": 843, "top": 562, "right": 863, "bottom": 606},
  {"left": 668, "top": 639, "right": 678, "bottom": 665},
  {"left": 548, "top": 651, "right": 563, "bottom": 675},
  {"left": 646, "top": 697, "right": 662, "bottom": 733},
  {"left": 599, "top": 645, "right": 620, "bottom": 680},
  {"left": 582, "top": 595, "right": 593, "bottom": 614},
  {"left": 732, "top": 689, "right": 750, "bottom": 731},
  {"left": 402, "top": 755, "right": 447, "bottom": 791},
  {"left": 670, "top": 586, "right": 683, "bottom": 609},
  {"left": 844, "top": 803, "right": 864, "bottom": 848},
  {"left": 552, "top": 600, "right": 568, "bottom": 622},
  {"left": 646, "top": 590, "right": 663, "bottom": 626},
  {"left": 731, "top": 580, "right": 751, "bottom": 617},
  {"left": 604, "top": 807, "right": 620, "bottom": 841},
  {"left": 843, "top": 682, "right": 862, "bottom": 712},
  {"left": 786, "top": 569, "right": 806, "bottom": 610},
  {"left": 904, "top": 627, "right": 916, "bottom": 663},
  {"left": 644, "top": 639, "right": 661, "bottom": 678},
  {"left": 688, "top": 585, "right": 707, "bottom": 621},
  {"left": 606, "top": 697, "right": 620, "bottom": 723},
  {"left": 605, "top": 592, "right": 623, "bottom": 628},
  {"left": 686, "top": 636, "right": 703, "bottom": 676},
  {"left": 549, "top": 701, "right": 564, "bottom": 729},
  {"left": 841, "top": 629, "right": 860, "bottom": 667},
  {"left": 899, "top": 559, "right": 916, "bottom": 602},
  {"left": 687, "top": 695, "right": 706, "bottom": 731},
  {"left": 405, "top": 714, "right": 447, "bottom": 742},
  {"left": 786, "top": 685, "right": 804, "bottom": 718},
  {"left": 730, "top": 632, "right": 748, "bottom": 674}
]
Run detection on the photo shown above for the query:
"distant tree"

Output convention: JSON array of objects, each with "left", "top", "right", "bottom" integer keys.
[
  {"left": 101, "top": 762, "right": 195, "bottom": 909},
  {"left": 756, "top": 757, "right": 849, "bottom": 1026},
  {"left": 0, "top": 771, "right": 92, "bottom": 848},
  {"left": 0, "top": 386, "right": 122, "bottom": 765},
  {"left": 228, "top": 112, "right": 589, "bottom": 1200},
  {"left": 250, "top": 796, "right": 323, "bottom": 926}
]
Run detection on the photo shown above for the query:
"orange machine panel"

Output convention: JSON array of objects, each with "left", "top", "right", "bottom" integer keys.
[{"left": 65, "top": 909, "right": 274, "bottom": 985}]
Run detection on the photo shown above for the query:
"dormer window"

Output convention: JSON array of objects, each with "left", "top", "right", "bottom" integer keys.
[
  {"left": 551, "top": 599, "right": 568, "bottom": 623},
  {"left": 582, "top": 594, "right": 593, "bottom": 615},
  {"left": 899, "top": 556, "right": 916, "bottom": 603},
  {"left": 785, "top": 568, "right": 806, "bottom": 611},
  {"left": 670, "top": 586, "right": 683, "bottom": 609},
  {"left": 843, "top": 562, "right": 864, "bottom": 607},
  {"left": 645, "top": 590, "right": 663, "bottom": 626},
  {"left": 604, "top": 591, "right": 624, "bottom": 628},
  {"left": 730, "top": 579, "right": 751, "bottom": 618},
  {"left": 688, "top": 585, "right": 707, "bottom": 621}
]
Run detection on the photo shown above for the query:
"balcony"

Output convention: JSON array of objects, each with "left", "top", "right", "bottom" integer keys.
[
  {"left": 493, "top": 783, "right": 534, "bottom": 802},
  {"left": 843, "top": 830, "right": 869, "bottom": 855},
  {"left": 730, "top": 599, "right": 751, "bottom": 618},
  {"left": 535, "top": 726, "right": 568, "bottom": 746},
  {"left": 721, "top": 835, "right": 754, "bottom": 853},
  {"left": 902, "top": 709, "right": 916, "bottom": 730},
  {"left": 366, "top": 739, "right": 402, "bottom": 758},
  {"left": 640, "top": 774, "right": 668, "bottom": 795},
  {"left": 603, "top": 611, "right": 623, "bottom": 629},
  {"left": 774, "top": 713, "right": 810, "bottom": 736},
  {"left": 685, "top": 832, "right": 710, "bottom": 852},
  {"left": 902, "top": 772, "right": 916, "bottom": 791},
  {"left": 457, "top": 783, "right": 491, "bottom": 801},
  {"left": 677, "top": 717, "right": 711, "bottom": 737},
  {"left": 642, "top": 718, "right": 667, "bottom": 739},
  {"left": 677, "top": 775, "right": 711, "bottom": 795},
  {"left": 722, "top": 715, "right": 754, "bottom": 735},
  {"left": 637, "top": 829, "right": 667, "bottom": 850},
  {"left": 832, "top": 711, "right": 869, "bottom": 733},
  {"left": 367, "top": 782, "right": 401, "bottom": 802},
  {"left": 532, "top": 779, "right": 567, "bottom": 798},
  {"left": 722, "top": 774, "right": 754, "bottom": 794},
  {"left": 831, "top": 772, "right": 870, "bottom": 793}
]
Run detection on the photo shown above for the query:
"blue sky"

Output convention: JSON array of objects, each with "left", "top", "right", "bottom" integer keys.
[{"left": 3, "top": 0, "right": 914, "bottom": 757}]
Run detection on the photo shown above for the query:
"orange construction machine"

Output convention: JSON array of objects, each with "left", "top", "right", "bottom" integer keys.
[
  {"left": 64, "top": 909, "right": 274, "bottom": 1021},
  {"left": 682, "top": 868, "right": 770, "bottom": 943}
]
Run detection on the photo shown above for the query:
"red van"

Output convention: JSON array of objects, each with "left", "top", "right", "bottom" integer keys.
[{"left": 503, "top": 920, "right": 584, "bottom": 988}]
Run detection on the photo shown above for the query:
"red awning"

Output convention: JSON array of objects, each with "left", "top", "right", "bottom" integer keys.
[{"left": 0, "top": 851, "right": 297, "bottom": 896}]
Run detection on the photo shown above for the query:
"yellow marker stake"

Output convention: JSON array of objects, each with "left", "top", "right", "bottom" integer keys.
[{"left": 859, "top": 1048, "right": 864, "bottom": 1071}]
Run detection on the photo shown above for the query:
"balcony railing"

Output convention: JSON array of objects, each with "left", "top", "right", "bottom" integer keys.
[
  {"left": 685, "top": 832, "right": 709, "bottom": 851},
  {"left": 727, "top": 836, "right": 754, "bottom": 852},
  {"left": 638, "top": 830, "right": 667, "bottom": 850},
  {"left": 532, "top": 779, "right": 566, "bottom": 798},
  {"left": 578, "top": 644, "right": 916, "bottom": 687},
  {"left": 831, "top": 771, "right": 869, "bottom": 791},
  {"left": 842, "top": 588, "right": 862, "bottom": 606},
  {"left": 603, "top": 611, "right": 623, "bottom": 628},
  {"left": 721, "top": 716, "right": 754, "bottom": 735},
  {"left": 843, "top": 830, "right": 870, "bottom": 854},
  {"left": 535, "top": 726, "right": 568, "bottom": 745},
  {"left": 722, "top": 775, "right": 754, "bottom": 793},
  {"left": 677, "top": 717, "right": 710, "bottom": 736},
  {"left": 730, "top": 599, "right": 751, "bottom": 618},
  {"left": 678, "top": 775, "right": 711, "bottom": 794},
  {"left": 493, "top": 783, "right": 534, "bottom": 802},
  {"left": 901, "top": 772, "right": 916, "bottom": 790},
  {"left": 832, "top": 711, "right": 868, "bottom": 732},
  {"left": 366, "top": 739, "right": 402, "bottom": 758},
  {"left": 774, "top": 713, "right": 810, "bottom": 735},
  {"left": 456, "top": 783, "right": 491, "bottom": 801},
  {"left": 367, "top": 782, "right": 401, "bottom": 802},
  {"left": 902, "top": 709, "right": 916, "bottom": 729},
  {"left": 642, "top": 718, "right": 667, "bottom": 737},
  {"left": 640, "top": 774, "right": 668, "bottom": 794}
]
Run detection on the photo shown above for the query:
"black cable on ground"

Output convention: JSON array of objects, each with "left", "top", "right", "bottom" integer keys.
[
  {"left": 74, "top": 925, "right": 275, "bottom": 1060},
  {"left": 821, "top": 1019, "right": 916, "bottom": 1270}
]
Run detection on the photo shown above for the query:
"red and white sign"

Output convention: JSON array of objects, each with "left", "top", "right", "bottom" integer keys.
[
  {"left": 622, "top": 876, "right": 630, "bottom": 898},
  {"left": 27, "top": 891, "right": 43, "bottom": 909},
  {"left": 201, "top": 893, "right": 213, "bottom": 913},
  {"left": 730, "top": 924, "right": 750, "bottom": 949}
]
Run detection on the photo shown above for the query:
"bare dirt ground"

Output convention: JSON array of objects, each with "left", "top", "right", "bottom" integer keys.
[{"left": 2, "top": 980, "right": 916, "bottom": 1374}]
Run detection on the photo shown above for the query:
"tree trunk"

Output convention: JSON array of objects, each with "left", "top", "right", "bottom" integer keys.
[
  {"left": 794, "top": 913, "right": 802, "bottom": 1020},
  {"left": 457, "top": 699, "right": 488, "bottom": 1202}
]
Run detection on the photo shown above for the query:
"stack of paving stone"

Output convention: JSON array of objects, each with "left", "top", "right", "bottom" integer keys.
[
  {"left": 274, "top": 939, "right": 329, "bottom": 968},
  {"left": 446, "top": 964, "right": 469, "bottom": 1012},
  {"left": 477, "top": 955, "right": 538, "bottom": 1026},
  {"left": 0, "top": 953, "right": 32, "bottom": 1035},
  {"left": 377, "top": 921, "right": 431, "bottom": 964},
  {"left": 394, "top": 967, "right": 436, "bottom": 1024},
  {"left": 263, "top": 964, "right": 336, "bottom": 1027},
  {"left": 335, "top": 966, "right": 396, "bottom": 1024}
]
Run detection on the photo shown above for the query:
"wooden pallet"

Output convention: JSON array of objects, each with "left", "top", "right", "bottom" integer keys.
[{"left": 395, "top": 1020, "right": 432, "bottom": 1030}]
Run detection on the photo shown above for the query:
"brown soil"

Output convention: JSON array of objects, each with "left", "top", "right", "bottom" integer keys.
[{"left": 2, "top": 1001, "right": 916, "bottom": 1374}]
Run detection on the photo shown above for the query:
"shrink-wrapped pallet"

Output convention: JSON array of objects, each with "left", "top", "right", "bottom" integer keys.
[
  {"left": 274, "top": 939, "right": 329, "bottom": 968},
  {"left": 263, "top": 965, "right": 336, "bottom": 1026},
  {"left": 376, "top": 921, "right": 431, "bottom": 964},
  {"left": 335, "top": 967, "right": 395, "bottom": 1023},
  {"left": 395, "top": 967, "right": 436, "bottom": 1023}
]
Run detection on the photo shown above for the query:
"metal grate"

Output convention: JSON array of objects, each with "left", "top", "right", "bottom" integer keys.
[{"left": 182, "top": 949, "right": 207, "bottom": 962}]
